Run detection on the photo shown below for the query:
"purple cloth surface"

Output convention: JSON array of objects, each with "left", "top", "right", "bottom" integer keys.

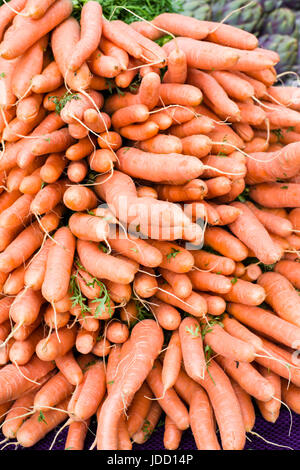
[{"left": 1, "top": 409, "right": 298, "bottom": 450}]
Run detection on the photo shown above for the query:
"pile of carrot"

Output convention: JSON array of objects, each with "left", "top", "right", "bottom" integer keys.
[{"left": 0, "top": 0, "right": 300, "bottom": 452}]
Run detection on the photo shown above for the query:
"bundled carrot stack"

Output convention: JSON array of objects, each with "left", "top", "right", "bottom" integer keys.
[{"left": 0, "top": 0, "right": 300, "bottom": 451}]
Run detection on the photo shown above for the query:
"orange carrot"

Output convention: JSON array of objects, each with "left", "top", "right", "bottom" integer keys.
[
  {"left": 162, "top": 330, "right": 182, "bottom": 392},
  {"left": 9, "top": 327, "right": 44, "bottom": 366},
  {"left": 19, "top": 168, "right": 43, "bottom": 195},
  {"left": 188, "top": 68, "right": 240, "bottom": 119},
  {"left": 199, "top": 360, "right": 246, "bottom": 450},
  {"left": 16, "top": 113, "right": 65, "bottom": 169},
  {"left": 181, "top": 134, "right": 212, "bottom": 158},
  {"left": 231, "top": 379, "right": 255, "bottom": 432},
  {"left": 117, "top": 147, "right": 203, "bottom": 184},
  {"left": 69, "top": 212, "right": 109, "bottom": 243},
  {"left": 67, "top": 160, "right": 88, "bottom": 183},
  {"left": 32, "top": 61, "right": 63, "bottom": 94},
  {"left": 68, "top": 2, "right": 102, "bottom": 72},
  {"left": 3, "top": 108, "right": 46, "bottom": 142},
  {"left": 111, "top": 104, "right": 149, "bottom": 130},
  {"left": 98, "top": 281, "right": 129, "bottom": 308},
  {"left": 233, "top": 122, "right": 254, "bottom": 142},
  {"left": 156, "top": 179, "right": 207, "bottom": 202},
  {"left": 228, "top": 201, "right": 282, "bottom": 264},
  {"left": 246, "top": 142, "right": 300, "bottom": 185},
  {"left": 246, "top": 201, "right": 293, "bottom": 238},
  {"left": 2, "top": 388, "right": 39, "bottom": 439},
  {"left": 55, "top": 350, "right": 83, "bottom": 386},
  {"left": 147, "top": 360, "right": 189, "bottom": 431},
  {"left": 250, "top": 182, "right": 300, "bottom": 208},
  {"left": 0, "top": 298, "right": 14, "bottom": 324},
  {"left": 179, "top": 316, "right": 206, "bottom": 383},
  {"left": 206, "top": 21, "right": 258, "bottom": 50},
  {"left": 16, "top": 93, "right": 43, "bottom": 122},
  {"left": 169, "top": 115, "right": 215, "bottom": 138},
  {"left": 36, "top": 325, "right": 77, "bottom": 361},
  {"left": 44, "top": 308, "right": 70, "bottom": 330},
  {"left": 102, "top": 19, "right": 142, "bottom": 59},
  {"left": 139, "top": 134, "right": 182, "bottom": 154},
  {"left": 151, "top": 299, "right": 181, "bottom": 331},
  {"left": 108, "top": 231, "right": 162, "bottom": 268},
  {"left": 25, "top": 0, "right": 57, "bottom": 19},
  {"left": 30, "top": 179, "right": 67, "bottom": 215},
  {"left": 99, "top": 37, "right": 129, "bottom": 70},
  {"left": 10, "top": 288, "right": 44, "bottom": 327},
  {"left": 0, "top": 0, "right": 72, "bottom": 60},
  {"left": 0, "top": 193, "right": 33, "bottom": 229},
  {"left": 40, "top": 153, "right": 66, "bottom": 183},
  {"left": 89, "top": 49, "right": 121, "bottom": 78},
  {"left": 188, "top": 270, "right": 232, "bottom": 294},
  {"left": 163, "top": 48, "right": 187, "bottom": 84},
  {"left": 41, "top": 226, "right": 75, "bottom": 303},
  {"left": 223, "top": 314, "right": 263, "bottom": 351},
  {"left": 66, "top": 137, "right": 95, "bottom": 161},
  {"left": 17, "top": 397, "right": 70, "bottom": 447},
  {"left": 119, "top": 121, "right": 159, "bottom": 141},
  {"left": 203, "top": 322, "right": 256, "bottom": 362},
  {"left": 133, "top": 268, "right": 158, "bottom": 299},
  {"left": 78, "top": 240, "right": 136, "bottom": 285},
  {"left": 257, "top": 272, "right": 300, "bottom": 328},
  {"left": 150, "top": 240, "right": 194, "bottom": 273},
  {"left": 12, "top": 37, "right": 48, "bottom": 99},
  {"left": 163, "top": 37, "right": 239, "bottom": 70},
  {"left": 210, "top": 70, "right": 254, "bottom": 101},
  {"left": 51, "top": 16, "right": 92, "bottom": 91},
  {"left": 281, "top": 379, "right": 300, "bottom": 414},
  {"left": 24, "top": 239, "right": 52, "bottom": 291},
  {"left": 13, "top": 315, "right": 42, "bottom": 342},
  {"left": 106, "top": 322, "right": 129, "bottom": 344},
  {"left": 98, "top": 131, "right": 122, "bottom": 150},
  {"left": 0, "top": 219, "right": 50, "bottom": 273},
  {"left": 205, "top": 176, "right": 232, "bottom": 199},
  {"left": 127, "top": 382, "right": 152, "bottom": 437},
  {"left": 204, "top": 226, "right": 248, "bottom": 261},
  {"left": 256, "top": 365, "right": 281, "bottom": 423},
  {"left": 255, "top": 338, "right": 300, "bottom": 387},
  {"left": 106, "top": 344, "right": 122, "bottom": 393},
  {"left": 3, "top": 265, "right": 25, "bottom": 296},
  {"left": 0, "top": 0, "right": 27, "bottom": 42},
  {"left": 156, "top": 281, "right": 207, "bottom": 317},
  {"left": 159, "top": 268, "right": 192, "bottom": 299},
  {"left": 75, "top": 328, "right": 98, "bottom": 354},
  {"left": 159, "top": 83, "right": 202, "bottom": 108},
  {"left": 215, "top": 178, "right": 246, "bottom": 204},
  {"left": 71, "top": 360, "right": 106, "bottom": 421},
  {"left": 92, "top": 337, "right": 111, "bottom": 357},
  {"left": 216, "top": 356, "right": 274, "bottom": 403},
  {"left": 83, "top": 109, "right": 111, "bottom": 134},
  {"left": 223, "top": 277, "right": 266, "bottom": 306},
  {"left": 136, "top": 72, "right": 160, "bottom": 110},
  {"left": 189, "top": 386, "right": 220, "bottom": 450},
  {"left": 163, "top": 416, "right": 182, "bottom": 450},
  {"left": 33, "top": 370, "right": 73, "bottom": 412},
  {"left": 193, "top": 250, "right": 236, "bottom": 275},
  {"left": 65, "top": 419, "right": 90, "bottom": 451},
  {"left": 0, "top": 355, "right": 55, "bottom": 404},
  {"left": 275, "top": 260, "right": 300, "bottom": 290},
  {"left": 97, "top": 320, "right": 163, "bottom": 449},
  {"left": 63, "top": 186, "right": 97, "bottom": 212},
  {"left": 201, "top": 155, "right": 246, "bottom": 181},
  {"left": 132, "top": 402, "right": 162, "bottom": 444}
]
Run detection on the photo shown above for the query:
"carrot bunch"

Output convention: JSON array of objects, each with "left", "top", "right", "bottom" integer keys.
[{"left": 0, "top": 0, "right": 300, "bottom": 452}]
